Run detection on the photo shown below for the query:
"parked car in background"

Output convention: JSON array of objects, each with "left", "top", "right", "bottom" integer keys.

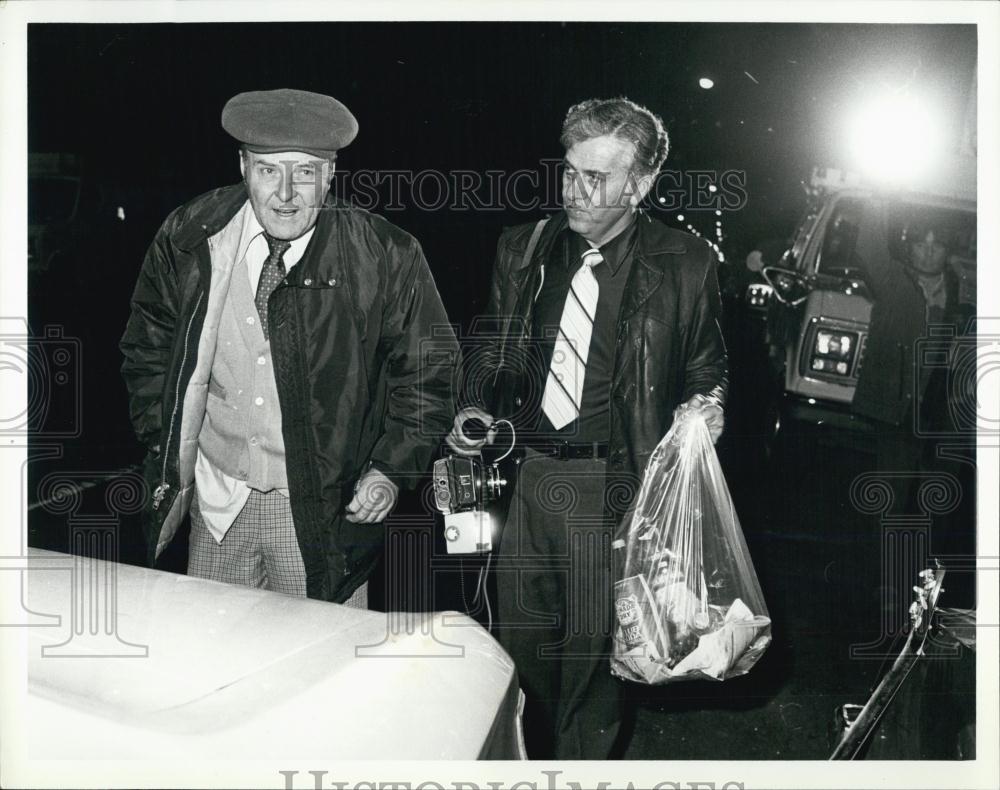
[
  {"left": 746, "top": 165, "right": 976, "bottom": 441},
  {"left": 29, "top": 153, "right": 88, "bottom": 274}
]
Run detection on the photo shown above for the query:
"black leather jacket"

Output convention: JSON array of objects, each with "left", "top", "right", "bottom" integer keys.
[
  {"left": 120, "top": 184, "right": 458, "bottom": 601},
  {"left": 477, "top": 211, "right": 729, "bottom": 525}
]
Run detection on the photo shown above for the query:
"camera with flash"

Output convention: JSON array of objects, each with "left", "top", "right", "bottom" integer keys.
[{"left": 432, "top": 456, "right": 506, "bottom": 554}]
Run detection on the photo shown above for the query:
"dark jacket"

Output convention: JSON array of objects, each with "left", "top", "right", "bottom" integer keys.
[
  {"left": 851, "top": 262, "right": 927, "bottom": 427},
  {"left": 849, "top": 201, "right": 972, "bottom": 428},
  {"left": 479, "top": 211, "right": 729, "bottom": 526},
  {"left": 120, "top": 184, "right": 458, "bottom": 602}
]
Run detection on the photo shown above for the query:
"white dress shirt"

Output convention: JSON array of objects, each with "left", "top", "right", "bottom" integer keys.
[{"left": 195, "top": 204, "right": 315, "bottom": 542}]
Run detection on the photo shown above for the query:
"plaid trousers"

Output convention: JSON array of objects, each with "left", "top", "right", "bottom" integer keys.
[{"left": 188, "top": 488, "right": 368, "bottom": 608}]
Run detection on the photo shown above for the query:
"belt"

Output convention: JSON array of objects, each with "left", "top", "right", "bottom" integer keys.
[{"left": 526, "top": 440, "right": 609, "bottom": 460}]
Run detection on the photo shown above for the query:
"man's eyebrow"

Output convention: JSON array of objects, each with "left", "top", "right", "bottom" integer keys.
[
  {"left": 563, "top": 157, "right": 608, "bottom": 177},
  {"left": 251, "top": 158, "right": 319, "bottom": 169}
]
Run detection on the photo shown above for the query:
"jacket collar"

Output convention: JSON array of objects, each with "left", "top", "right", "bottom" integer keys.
[
  {"left": 509, "top": 210, "right": 694, "bottom": 337},
  {"left": 633, "top": 209, "right": 689, "bottom": 257},
  {"left": 515, "top": 209, "right": 689, "bottom": 270},
  {"left": 621, "top": 211, "right": 688, "bottom": 320},
  {"left": 510, "top": 211, "right": 567, "bottom": 272},
  {"left": 173, "top": 184, "right": 250, "bottom": 251},
  {"left": 172, "top": 184, "right": 346, "bottom": 256}
]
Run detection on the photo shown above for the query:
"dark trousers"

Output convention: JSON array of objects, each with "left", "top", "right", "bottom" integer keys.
[{"left": 495, "top": 449, "right": 625, "bottom": 760}]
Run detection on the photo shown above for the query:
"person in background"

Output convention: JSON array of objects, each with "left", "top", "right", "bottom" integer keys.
[
  {"left": 854, "top": 216, "right": 965, "bottom": 483},
  {"left": 121, "top": 89, "right": 458, "bottom": 605},
  {"left": 854, "top": 212, "right": 975, "bottom": 622}
]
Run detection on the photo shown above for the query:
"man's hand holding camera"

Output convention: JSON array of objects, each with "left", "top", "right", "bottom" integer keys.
[{"left": 446, "top": 406, "right": 499, "bottom": 457}]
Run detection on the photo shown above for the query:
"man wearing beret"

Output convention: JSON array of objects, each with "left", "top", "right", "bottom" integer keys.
[
  {"left": 121, "top": 89, "right": 458, "bottom": 604},
  {"left": 446, "top": 97, "right": 728, "bottom": 758}
]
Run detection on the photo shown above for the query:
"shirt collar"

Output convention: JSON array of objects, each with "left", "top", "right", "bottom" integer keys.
[
  {"left": 917, "top": 271, "right": 948, "bottom": 309},
  {"left": 237, "top": 202, "right": 316, "bottom": 266},
  {"left": 569, "top": 215, "right": 638, "bottom": 277}
]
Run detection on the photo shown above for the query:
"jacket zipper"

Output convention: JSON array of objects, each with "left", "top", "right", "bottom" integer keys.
[{"left": 152, "top": 290, "right": 205, "bottom": 510}]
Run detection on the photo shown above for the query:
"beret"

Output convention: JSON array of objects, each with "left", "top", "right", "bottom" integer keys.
[{"left": 221, "top": 89, "right": 358, "bottom": 157}]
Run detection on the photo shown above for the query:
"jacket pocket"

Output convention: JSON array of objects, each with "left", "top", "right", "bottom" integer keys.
[{"left": 207, "top": 377, "right": 228, "bottom": 401}]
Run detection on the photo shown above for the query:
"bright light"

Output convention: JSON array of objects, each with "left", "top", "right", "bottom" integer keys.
[
  {"left": 715, "top": 210, "right": 722, "bottom": 216},
  {"left": 715, "top": 220, "right": 722, "bottom": 226},
  {"left": 707, "top": 184, "right": 717, "bottom": 193},
  {"left": 658, "top": 196, "right": 667, "bottom": 204},
  {"left": 699, "top": 77, "right": 714, "bottom": 90},
  {"left": 846, "top": 91, "right": 945, "bottom": 184},
  {"left": 677, "top": 214, "right": 685, "bottom": 222}
]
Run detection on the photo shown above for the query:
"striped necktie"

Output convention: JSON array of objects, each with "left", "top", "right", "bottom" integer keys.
[
  {"left": 256, "top": 234, "right": 290, "bottom": 341},
  {"left": 542, "top": 247, "right": 602, "bottom": 430}
]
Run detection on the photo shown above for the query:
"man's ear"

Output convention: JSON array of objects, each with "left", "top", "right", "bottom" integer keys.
[
  {"left": 629, "top": 173, "right": 654, "bottom": 207},
  {"left": 239, "top": 150, "right": 247, "bottom": 180}
]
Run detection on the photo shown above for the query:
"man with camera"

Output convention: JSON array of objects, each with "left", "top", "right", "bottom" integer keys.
[
  {"left": 445, "top": 97, "right": 728, "bottom": 759},
  {"left": 121, "top": 89, "right": 457, "bottom": 605}
]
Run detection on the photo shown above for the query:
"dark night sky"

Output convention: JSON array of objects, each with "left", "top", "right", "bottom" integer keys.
[{"left": 28, "top": 22, "right": 976, "bottom": 322}]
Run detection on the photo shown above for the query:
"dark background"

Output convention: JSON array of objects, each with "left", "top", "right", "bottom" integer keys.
[
  {"left": 25, "top": 22, "right": 978, "bottom": 759},
  {"left": 25, "top": 20, "right": 977, "bottom": 466},
  {"left": 28, "top": 21, "right": 976, "bottom": 300}
]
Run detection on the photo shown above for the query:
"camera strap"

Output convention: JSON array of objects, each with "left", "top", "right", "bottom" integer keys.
[
  {"left": 494, "top": 216, "right": 551, "bottom": 390},
  {"left": 525, "top": 217, "right": 550, "bottom": 302},
  {"left": 524, "top": 217, "right": 550, "bottom": 269}
]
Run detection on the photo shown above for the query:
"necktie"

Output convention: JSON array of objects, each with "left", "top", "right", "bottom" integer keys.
[
  {"left": 542, "top": 247, "right": 602, "bottom": 430},
  {"left": 256, "top": 234, "right": 290, "bottom": 341}
]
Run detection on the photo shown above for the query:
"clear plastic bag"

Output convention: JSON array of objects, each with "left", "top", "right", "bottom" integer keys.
[{"left": 611, "top": 410, "right": 771, "bottom": 684}]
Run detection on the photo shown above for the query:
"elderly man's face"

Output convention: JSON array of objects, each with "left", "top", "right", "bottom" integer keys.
[
  {"left": 562, "top": 134, "right": 651, "bottom": 246},
  {"left": 909, "top": 228, "right": 948, "bottom": 276},
  {"left": 240, "top": 150, "right": 334, "bottom": 240}
]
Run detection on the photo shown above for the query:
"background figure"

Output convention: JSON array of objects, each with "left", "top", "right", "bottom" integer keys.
[
  {"left": 120, "top": 89, "right": 458, "bottom": 604},
  {"left": 447, "top": 97, "right": 728, "bottom": 759},
  {"left": 855, "top": 213, "right": 968, "bottom": 509},
  {"left": 853, "top": 208, "right": 976, "bottom": 623}
]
